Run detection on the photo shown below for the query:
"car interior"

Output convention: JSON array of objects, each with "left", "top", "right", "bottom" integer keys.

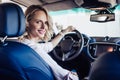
[{"left": 0, "top": 0, "right": 120, "bottom": 80}]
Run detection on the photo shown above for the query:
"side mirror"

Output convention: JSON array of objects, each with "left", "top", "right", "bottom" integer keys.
[{"left": 90, "top": 13, "right": 115, "bottom": 22}]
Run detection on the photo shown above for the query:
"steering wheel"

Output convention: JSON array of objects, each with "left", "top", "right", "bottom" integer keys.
[{"left": 53, "top": 30, "right": 84, "bottom": 61}]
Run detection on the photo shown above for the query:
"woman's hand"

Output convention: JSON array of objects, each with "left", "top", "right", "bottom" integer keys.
[
  {"left": 62, "top": 26, "right": 75, "bottom": 35},
  {"left": 51, "top": 26, "right": 75, "bottom": 48}
]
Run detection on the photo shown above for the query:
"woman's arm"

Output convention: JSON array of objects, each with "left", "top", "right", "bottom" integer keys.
[{"left": 51, "top": 26, "right": 75, "bottom": 48}]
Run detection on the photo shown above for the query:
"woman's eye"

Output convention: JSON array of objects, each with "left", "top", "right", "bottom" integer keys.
[
  {"left": 45, "top": 21, "right": 49, "bottom": 26},
  {"left": 36, "top": 21, "right": 41, "bottom": 24}
]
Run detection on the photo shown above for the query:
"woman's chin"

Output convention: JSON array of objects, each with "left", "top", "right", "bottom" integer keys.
[{"left": 38, "top": 34, "right": 45, "bottom": 38}]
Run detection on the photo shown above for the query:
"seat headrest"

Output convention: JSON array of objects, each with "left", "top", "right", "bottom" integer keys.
[
  {"left": 89, "top": 52, "right": 120, "bottom": 80},
  {"left": 0, "top": 3, "right": 25, "bottom": 37}
]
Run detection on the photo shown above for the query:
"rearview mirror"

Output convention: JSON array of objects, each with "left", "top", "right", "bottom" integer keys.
[{"left": 90, "top": 13, "right": 115, "bottom": 22}]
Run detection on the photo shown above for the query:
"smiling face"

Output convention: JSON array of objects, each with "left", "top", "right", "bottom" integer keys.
[{"left": 27, "top": 10, "right": 49, "bottom": 41}]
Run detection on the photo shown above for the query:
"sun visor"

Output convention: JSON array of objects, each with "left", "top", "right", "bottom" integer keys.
[
  {"left": 81, "top": 0, "right": 112, "bottom": 9},
  {"left": 98, "top": 0, "right": 117, "bottom": 7}
]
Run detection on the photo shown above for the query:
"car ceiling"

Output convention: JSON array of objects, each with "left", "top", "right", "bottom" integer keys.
[{"left": 11, "top": 0, "right": 119, "bottom": 11}]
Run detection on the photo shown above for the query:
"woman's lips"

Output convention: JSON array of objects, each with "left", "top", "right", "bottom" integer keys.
[{"left": 38, "top": 29, "right": 46, "bottom": 34}]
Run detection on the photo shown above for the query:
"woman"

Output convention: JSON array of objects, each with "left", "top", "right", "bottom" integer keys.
[{"left": 19, "top": 5, "right": 79, "bottom": 80}]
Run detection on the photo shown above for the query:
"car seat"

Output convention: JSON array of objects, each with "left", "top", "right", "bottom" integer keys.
[
  {"left": 89, "top": 51, "right": 120, "bottom": 80},
  {"left": 0, "top": 3, "right": 54, "bottom": 80}
]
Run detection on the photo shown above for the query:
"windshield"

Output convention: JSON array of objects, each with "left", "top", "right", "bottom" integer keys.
[
  {"left": 49, "top": 5, "right": 120, "bottom": 37},
  {"left": 2, "top": 0, "right": 120, "bottom": 37}
]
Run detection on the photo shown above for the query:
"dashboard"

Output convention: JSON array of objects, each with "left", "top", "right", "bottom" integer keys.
[
  {"left": 88, "top": 42, "right": 118, "bottom": 60},
  {"left": 82, "top": 34, "right": 120, "bottom": 61}
]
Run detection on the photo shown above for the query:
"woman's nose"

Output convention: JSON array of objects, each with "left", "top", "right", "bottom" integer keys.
[{"left": 41, "top": 22, "right": 45, "bottom": 29}]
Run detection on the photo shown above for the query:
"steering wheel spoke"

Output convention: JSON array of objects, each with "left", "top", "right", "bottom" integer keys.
[
  {"left": 62, "top": 52, "right": 70, "bottom": 61},
  {"left": 73, "top": 40, "right": 81, "bottom": 47}
]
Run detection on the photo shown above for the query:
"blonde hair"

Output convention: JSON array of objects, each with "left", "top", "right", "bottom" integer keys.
[{"left": 19, "top": 5, "right": 53, "bottom": 42}]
